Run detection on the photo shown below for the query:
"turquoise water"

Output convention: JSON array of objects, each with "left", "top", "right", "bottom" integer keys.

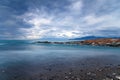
[
  {"left": 0, "top": 40, "right": 120, "bottom": 80},
  {"left": 0, "top": 40, "right": 120, "bottom": 65}
]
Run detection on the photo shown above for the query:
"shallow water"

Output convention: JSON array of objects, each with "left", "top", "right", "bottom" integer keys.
[{"left": 0, "top": 40, "right": 120, "bottom": 80}]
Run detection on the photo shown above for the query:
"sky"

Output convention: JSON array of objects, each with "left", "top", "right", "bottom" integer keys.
[{"left": 0, "top": 0, "right": 120, "bottom": 40}]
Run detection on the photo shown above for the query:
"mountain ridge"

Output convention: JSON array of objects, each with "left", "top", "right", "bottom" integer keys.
[{"left": 70, "top": 36, "right": 120, "bottom": 40}]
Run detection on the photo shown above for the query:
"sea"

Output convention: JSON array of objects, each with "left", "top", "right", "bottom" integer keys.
[{"left": 0, "top": 40, "right": 120, "bottom": 80}]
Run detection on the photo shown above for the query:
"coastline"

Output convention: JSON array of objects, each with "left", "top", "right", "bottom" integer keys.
[
  {"left": 0, "top": 39, "right": 120, "bottom": 80},
  {"left": 34, "top": 38, "right": 120, "bottom": 47},
  {"left": 3, "top": 55, "right": 120, "bottom": 80}
]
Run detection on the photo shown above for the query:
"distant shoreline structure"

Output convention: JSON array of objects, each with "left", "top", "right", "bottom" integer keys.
[{"left": 34, "top": 38, "right": 120, "bottom": 47}]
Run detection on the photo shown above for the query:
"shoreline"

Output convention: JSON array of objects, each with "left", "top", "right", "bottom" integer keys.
[
  {"left": 2, "top": 55, "right": 120, "bottom": 80},
  {"left": 34, "top": 38, "right": 120, "bottom": 47}
]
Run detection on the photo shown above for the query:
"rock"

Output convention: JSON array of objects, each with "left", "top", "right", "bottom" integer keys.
[
  {"left": 103, "top": 78, "right": 113, "bottom": 80},
  {"left": 68, "top": 72, "right": 72, "bottom": 74},
  {"left": 115, "top": 75, "right": 120, "bottom": 79},
  {"left": 65, "top": 76, "right": 69, "bottom": 79},
  {"left": 34, "top": 38, "right": 120, "bottom": 47},
  {"left": 76, "top": 78, "right": 80, "bottom": 80},
  {"left": 87, "top": 72, "right": 91, "bottom": 75},
  {"left": 35, "top": 41, "right": 51, "bottom": 44},
  {"left": 112, "top": 73, "right": 116, "bottom": 76},
  {"left": 2, "top": 70, "right": 5, "bottom": 73}
]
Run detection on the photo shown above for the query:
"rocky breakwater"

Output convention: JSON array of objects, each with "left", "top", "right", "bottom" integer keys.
[
  {"left": 34, "top": 38, "right": 120, "bottom": 47},
  {"left": 81, "top": 38, "right": 120, "bottom": 47},
  {"left": 34, "top": 41, "right": 82, "bottom": 45}
]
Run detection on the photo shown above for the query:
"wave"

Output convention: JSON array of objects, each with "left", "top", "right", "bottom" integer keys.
[{"left": 0, "top": 43, "right": 6, "bottom": 46}]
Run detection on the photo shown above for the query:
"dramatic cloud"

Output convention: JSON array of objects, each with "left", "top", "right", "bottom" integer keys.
[{"left": 0, "top": 0, "right": 120, "bottom": 39}]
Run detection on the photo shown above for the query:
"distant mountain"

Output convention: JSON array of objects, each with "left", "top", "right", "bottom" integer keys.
[{"left": 70, "top": 36, "right": 120, "bottom": 40}]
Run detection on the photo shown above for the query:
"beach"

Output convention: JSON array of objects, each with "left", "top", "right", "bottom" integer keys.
[
  {"left": 0, "top": 40, "right": 120, "bottom": 80},
  {"left": 1, "top": 55, "right": 120, "bottom": 80}
]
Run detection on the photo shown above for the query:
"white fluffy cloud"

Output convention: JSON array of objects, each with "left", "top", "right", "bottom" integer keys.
[{"left": 20, "top": 0, "right": 120, "bottom": 39}]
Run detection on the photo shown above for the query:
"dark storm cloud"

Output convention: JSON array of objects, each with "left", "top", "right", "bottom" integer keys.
[
  {"left": 0, "top": 0, "right": 30, "bottom": 39},
  {"left": 0, "top": 0, "right": 120, "bottom": 39}
]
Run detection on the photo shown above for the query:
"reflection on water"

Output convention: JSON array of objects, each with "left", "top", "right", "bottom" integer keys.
[{"left": 0, "top": 40, "right": 120, "bottom": 80}]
